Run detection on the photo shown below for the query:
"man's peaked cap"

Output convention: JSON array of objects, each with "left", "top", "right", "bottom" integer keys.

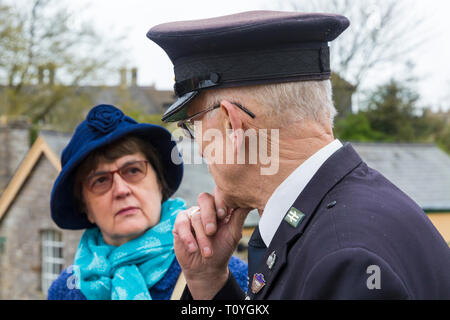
[{"left": 147, "top": 11, "right": 350, "bottom": 122}]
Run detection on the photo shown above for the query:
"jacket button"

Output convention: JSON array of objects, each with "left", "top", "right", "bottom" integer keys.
[{"left": 327, "top": 200, "right": 337, "bottom": 209}]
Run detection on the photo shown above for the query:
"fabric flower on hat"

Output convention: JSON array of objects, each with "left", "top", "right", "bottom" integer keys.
[{"left": 87, "top": 105, "right": 129, "bottom": 133}]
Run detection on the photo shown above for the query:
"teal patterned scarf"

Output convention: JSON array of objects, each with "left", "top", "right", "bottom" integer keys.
[{"left": 73, "top": 198, "right": 185, "bottom": 300}]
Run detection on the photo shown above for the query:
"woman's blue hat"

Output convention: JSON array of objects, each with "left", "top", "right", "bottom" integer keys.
[{"left": 50, "top": 104, "right": 184, "bottom": 230}]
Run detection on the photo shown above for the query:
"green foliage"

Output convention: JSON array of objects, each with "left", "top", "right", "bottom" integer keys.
[
  {"left": 331, "top": 73, "right": 356, "bottom": 120},
  {"left": 436, "top": 125, "right": 450, "bottom": 154},
  {"left": 335, "top": 113, "right": 387, "bottom": 142},
  {"left": 335, "top": 79, "right": 450, "bottom": 154},
  {"left": 364, "top": 80, "right": 421, "bottom": 142},
  {"left": 0, "top": 0, "right": 125, "bottom": 132}
]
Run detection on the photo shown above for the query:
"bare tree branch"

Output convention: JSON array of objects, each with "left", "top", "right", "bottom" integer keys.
[
  {"left": 0, "top": 0, "right": 127, "bottom": 129},
  {"left": 277, "top": 0, "right": 431, "bottom": 91}
]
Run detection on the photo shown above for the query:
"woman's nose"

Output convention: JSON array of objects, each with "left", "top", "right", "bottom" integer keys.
[{"left": 111, "top": 172, "right": 131, "bottom": 198}]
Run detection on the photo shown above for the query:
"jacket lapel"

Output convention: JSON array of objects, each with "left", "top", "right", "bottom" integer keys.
[{"left": 249, "top": 143, "right": 363, "bottom": 299}]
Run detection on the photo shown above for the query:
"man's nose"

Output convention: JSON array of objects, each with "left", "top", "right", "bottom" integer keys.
[{"left": 111, "top": 172, "right": 131, "bottom": 198}]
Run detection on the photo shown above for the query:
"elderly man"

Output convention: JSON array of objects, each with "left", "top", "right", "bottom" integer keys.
[{"left": 147, "top": 11, "right": 450, "bottom": 300}]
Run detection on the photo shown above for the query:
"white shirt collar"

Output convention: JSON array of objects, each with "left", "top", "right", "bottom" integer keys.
[{"left": 259, "top": 139, "right": 343, "bottom": 247}]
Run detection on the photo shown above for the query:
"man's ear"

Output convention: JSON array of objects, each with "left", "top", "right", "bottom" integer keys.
[{"left": 221, "top": 100, "right": 244, "bottom": 153}]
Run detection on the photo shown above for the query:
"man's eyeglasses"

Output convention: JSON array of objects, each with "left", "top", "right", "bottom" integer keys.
[
  {"left": 84, "top": 160, "right": 149, "bottom": 195},
  {"left": 178, "top": 102, "right": 255, "bottom": 139}
]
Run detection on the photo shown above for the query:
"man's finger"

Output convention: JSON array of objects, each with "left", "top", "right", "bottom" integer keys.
[
  {"left": 189, "top": 208, "right": 213, "bottom": 258},
  {"left": 173, "top": 209, "right": 198, "bottom": 253},
  {"left": 213, "top": 186, "right": 228, "bottom": 219},
  {"left": 197, "top": 192, "right": 218, "bottom": 236}
]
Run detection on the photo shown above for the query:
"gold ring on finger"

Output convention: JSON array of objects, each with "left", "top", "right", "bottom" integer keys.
[{"left": 187, "top": 206, "right": 200, "bottom": 220}]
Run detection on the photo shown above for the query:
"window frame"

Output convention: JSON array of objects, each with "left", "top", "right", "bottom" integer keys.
[{"left": 40, "top": 230, "right": 64, "bottom": 294}]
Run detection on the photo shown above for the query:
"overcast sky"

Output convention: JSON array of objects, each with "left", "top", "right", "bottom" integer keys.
[{"left": 18, "top": 0, "right": 450, "bottom": 111}]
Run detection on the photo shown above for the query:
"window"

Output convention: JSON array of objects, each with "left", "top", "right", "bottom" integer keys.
[{"left": 41, "top": 230, "right": 64, "bottom": 294}]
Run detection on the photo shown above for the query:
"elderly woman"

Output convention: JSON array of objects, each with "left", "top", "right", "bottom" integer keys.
[{"left": 47, "top": 104, "right": 247, "bottom": 300}]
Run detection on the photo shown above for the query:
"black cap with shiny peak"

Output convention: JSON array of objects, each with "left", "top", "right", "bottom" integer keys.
[{"left": 147, "top": 10, "right": 350, "bottom": 122}]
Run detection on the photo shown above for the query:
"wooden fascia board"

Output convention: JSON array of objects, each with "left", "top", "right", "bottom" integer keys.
[{"left": 0, "top": 136, "right": 61, "bottom": 221}]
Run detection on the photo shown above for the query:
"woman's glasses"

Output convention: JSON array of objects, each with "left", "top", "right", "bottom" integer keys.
[{"left": 84, "top": 160, "right": 149, "bottom": 195}]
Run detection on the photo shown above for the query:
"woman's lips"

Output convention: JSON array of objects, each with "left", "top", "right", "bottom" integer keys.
[{"left": 115, "top": 206, "right": 139, "bottom": 216}]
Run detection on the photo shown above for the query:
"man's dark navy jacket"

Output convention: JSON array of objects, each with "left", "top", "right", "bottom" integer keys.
[{"left": 184, "top": 143, "right": 450, "bottom": 299}]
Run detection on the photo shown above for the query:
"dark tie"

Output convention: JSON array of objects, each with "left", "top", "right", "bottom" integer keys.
[{"left": 247, "top": 226, "right": 267, "bottom": 280}]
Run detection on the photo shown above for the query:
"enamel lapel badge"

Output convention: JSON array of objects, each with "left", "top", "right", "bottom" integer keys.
[
  {"left": 284, "top": 207, "right": 305, "bottom": 228},
  {"left": 251, "top": 273, "right": 266, "bottom": 294},
  {"left": 266, "top": 251, "right": 276, "bottom": 270}
]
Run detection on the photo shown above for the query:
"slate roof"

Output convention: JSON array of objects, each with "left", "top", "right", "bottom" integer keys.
[
  {"left": 0, "top": 85, "right": 175, "bottom": 115},
  {"left": 352, "top": 142, "right": 450, "bottom": 211},
  {"left": 40, "top": 130, "right": 71, "bottom": 158},
  {"left": 75, "top": 85, "right": 175, "bottom": 114}
]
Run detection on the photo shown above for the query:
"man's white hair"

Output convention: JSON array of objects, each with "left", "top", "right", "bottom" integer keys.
[{"left": 204, "top": 80, "right": 336, "bottom": 128}]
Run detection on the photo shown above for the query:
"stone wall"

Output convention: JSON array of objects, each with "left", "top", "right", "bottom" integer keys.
[
  {"left": 0, "top": 121, "right": 30, "bottom": 194},
  {"left": 0, "top": 156, "right": 83, "bottom": 299}
]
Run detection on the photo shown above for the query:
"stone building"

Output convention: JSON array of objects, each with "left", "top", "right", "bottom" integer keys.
[
  {"left": 0, "top": 129, "right": 82, "bottom": 299},
  {"left": 0, "top": 67, "right": 176, "bottom": 133},
  {"left": 0, "top": 120, "right": 30, "bottom": 194}
]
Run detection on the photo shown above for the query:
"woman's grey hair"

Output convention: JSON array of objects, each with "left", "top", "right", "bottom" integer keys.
[{"left": 204, "top": 80, "right": 336, "bottom": 128}]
